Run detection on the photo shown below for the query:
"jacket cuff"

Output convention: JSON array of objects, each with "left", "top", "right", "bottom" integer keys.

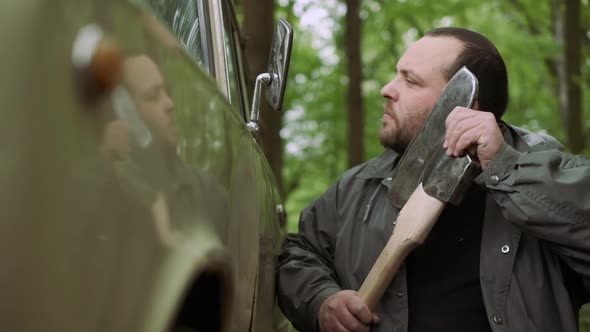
[
  {"left": 475, "top": 143, "right": 522, "bottom": 188},
  {"left": 308, "top": 287, "right": 341, "bottom": 332}
]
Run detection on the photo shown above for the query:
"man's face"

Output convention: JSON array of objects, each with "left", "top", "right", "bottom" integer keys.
[
  {"left": 123, "top": 54, "right": 177, "bottom": 146},
  {"left": 379, "top": 36, "right": 463, "bottom": 153}
]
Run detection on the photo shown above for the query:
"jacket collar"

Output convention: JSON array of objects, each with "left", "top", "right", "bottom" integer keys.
[
  {"left": 500, "top": 121, "right": 529, "bottom": 152},
  {"left": 356, "top": 148, "right": 400, "bottom": 179}
]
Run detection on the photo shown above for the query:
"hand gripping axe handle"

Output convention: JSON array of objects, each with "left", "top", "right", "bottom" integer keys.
[{"left": 358, "top": 67, "right": 479, "bottom": 310}]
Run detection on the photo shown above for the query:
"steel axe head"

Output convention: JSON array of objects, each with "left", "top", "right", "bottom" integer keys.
[{"left": 389, "top": 67, "right": 479, "bottom": 208}]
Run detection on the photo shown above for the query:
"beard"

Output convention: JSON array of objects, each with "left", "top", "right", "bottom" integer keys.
[
  {"left": 379, "top": 104, "right": 433, "bottom": 155},
  {"left": 379, "top": 120, "right": 413, "bottom": 154}
]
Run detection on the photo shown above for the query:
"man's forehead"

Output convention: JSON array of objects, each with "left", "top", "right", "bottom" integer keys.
[
  {"left": 123, "top": 55, "right": 163, "bottom": 90},
  {"left": 397, "top": 36, "right": 463, "bottom": 77}
]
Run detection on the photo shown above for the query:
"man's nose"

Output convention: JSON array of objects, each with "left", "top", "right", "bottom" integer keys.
[
  {"left": 163, "top": 93, "right": 175, "bottom": 111},
  {"left": 381, "top": 78, "right": 399, "bottom": 101}
]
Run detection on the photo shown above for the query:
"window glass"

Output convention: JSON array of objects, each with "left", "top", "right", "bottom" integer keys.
[
  {"left": 142, "top": 0, "right": 246, "bottom": 119},
  {"left": 220, "top": 2, "right": 246, "bottom": 119},
  {"left": 143, "top": 0, "right": 211, "bottom": 74}
]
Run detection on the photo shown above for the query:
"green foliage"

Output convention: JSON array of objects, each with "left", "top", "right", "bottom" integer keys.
[{"left": 277, "top": 0, "right": 348, "bottom": 229}]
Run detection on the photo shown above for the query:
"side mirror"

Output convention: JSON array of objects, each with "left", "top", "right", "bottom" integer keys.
[
  {"left": 265, "top": 18, "right": 293, "bottom": 111},
  {"left": 247, "top": 18, "right": 293, "bottom": 138}
]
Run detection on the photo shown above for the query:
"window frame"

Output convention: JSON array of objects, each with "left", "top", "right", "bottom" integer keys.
[{"left": 208, "top": 0, "right": 250, "bottom": 121}]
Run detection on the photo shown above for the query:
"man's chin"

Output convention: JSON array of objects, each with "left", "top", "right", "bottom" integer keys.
[
  {"left": 379, "top": 133, "right": 400, "bottom": 153},
  {"left": 381, "top": 142, "right": 406, "bottom": 155},
  {"left": 379, "top": 130, "right": 406, "bottom": 154}
]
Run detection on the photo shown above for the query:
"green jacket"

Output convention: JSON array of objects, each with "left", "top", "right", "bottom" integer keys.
[{"left": 277, "top": 123, "right": 590, "bottom": 332}]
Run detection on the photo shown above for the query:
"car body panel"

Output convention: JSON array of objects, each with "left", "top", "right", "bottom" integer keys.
[{"left": 0, "top": 0, "right": 287, "bottom": 331}]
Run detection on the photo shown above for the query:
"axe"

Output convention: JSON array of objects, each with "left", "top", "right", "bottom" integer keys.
[{"left": 358, "top": 67, "right": 479, "bottom": 310}]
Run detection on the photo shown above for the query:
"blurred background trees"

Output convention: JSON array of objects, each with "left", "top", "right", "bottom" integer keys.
[{"left": 239, "top": 0, "right": 589, "bottom": 326}]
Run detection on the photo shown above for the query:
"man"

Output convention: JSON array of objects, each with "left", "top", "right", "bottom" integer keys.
[{"left": 277, "top": 27, "right": 590, "bottom": 332}]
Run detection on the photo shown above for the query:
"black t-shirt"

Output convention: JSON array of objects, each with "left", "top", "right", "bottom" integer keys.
[{"left": 407, "top": 186, "right": 492, "bottom": 332}]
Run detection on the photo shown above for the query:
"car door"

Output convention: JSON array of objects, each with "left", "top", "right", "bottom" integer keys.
[{"left": 1, "top": 0, "right": 289, "bottom": 331}]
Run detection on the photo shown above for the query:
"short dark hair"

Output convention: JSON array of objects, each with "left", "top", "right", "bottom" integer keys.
[{"left": 426, "top": 27, "right": 508, "bottom": 120}]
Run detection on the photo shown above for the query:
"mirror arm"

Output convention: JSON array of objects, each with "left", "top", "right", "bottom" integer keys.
[{"left": 247, "top": 72, "right": 272, "bottom": 138}]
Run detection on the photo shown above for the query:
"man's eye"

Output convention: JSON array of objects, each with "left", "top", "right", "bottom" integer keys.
[
  {"left": 406, "top": 78, "right": 416, "bottom": 85},
  {"left": 144, "top": 90, "right": 159, "bottom": 102}
]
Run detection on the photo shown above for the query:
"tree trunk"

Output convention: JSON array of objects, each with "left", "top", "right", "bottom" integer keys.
[
  {"left": 242, "top": 0, "right": 284, "bottom": 192},
  {"left": 554, "top": 0, "right": 584, "bottom": 153},
  {"left": 345, "top": 0, "right": 364, "bottom": 167}
]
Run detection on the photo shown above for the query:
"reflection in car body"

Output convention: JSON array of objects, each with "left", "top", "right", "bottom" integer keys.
[{"left": 0, "top": 0, "right": 292, "bottom": 331}]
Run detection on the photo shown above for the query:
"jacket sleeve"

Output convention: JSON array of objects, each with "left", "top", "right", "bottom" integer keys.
[
  {"left": 476, "top": 143, "right": 590, "bottom": 275},
  {"left": 276, "top": 184, "right": 343, "bottom": 332}
]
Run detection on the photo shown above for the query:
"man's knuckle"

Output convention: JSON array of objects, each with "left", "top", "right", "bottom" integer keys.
[{"left": 348, "top": 320, "right": 361, "bottom": 331}]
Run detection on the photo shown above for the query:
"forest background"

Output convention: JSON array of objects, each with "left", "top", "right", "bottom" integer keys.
[{"left": 238, "top": 0, "right": 590, "bottom": 328}]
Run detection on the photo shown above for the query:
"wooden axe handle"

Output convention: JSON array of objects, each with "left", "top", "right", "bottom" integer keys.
[{"left": 358, "top": 183, "right": 445, "bottom": 311}]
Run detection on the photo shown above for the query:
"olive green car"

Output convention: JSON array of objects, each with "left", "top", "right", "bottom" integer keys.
[{"left": 1, "top": 0, "right": 292, "bottom": 331}]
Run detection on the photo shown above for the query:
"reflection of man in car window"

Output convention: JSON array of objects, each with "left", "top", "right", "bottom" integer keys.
[
  {"left": 98, "top": 53, "right": 182, "bottom": 241},
  {"left": 101, "top": 53, "right": 177, "bottom": 162},
  {"left": 103, "top": 52, "right": 228, "bottom": 244},
  {"left": 102, "top": 53, "right": 180, "bottom": 165},
  {"left": 122, "top": 54, "right": 178, "bottom": 149}
]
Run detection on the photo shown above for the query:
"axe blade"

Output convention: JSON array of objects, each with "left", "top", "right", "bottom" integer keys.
[
  {"left": 389, "top": 67, "right": 478, "bottom": 208},
  {"left": 421, "top": 149, "right": 480, "bottom": 206}
]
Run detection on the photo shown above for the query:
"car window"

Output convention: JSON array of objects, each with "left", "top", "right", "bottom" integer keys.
[
  {"left": 143, "top": 0, "right": 212, "bottom": 75},
  {"left": 143, "top": 0, "right": 247, "bottom": 120},
  {"left": 220, "top": 1, "right": 246, "bottom": 119}
]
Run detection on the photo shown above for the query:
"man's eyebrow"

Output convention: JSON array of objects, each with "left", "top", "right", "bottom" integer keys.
[
  {"left": 398, "top": 68, "right": 425, "bottom": 84},
  {"left": 144, "top": 83, "right": 164, "bottom": 95}
]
